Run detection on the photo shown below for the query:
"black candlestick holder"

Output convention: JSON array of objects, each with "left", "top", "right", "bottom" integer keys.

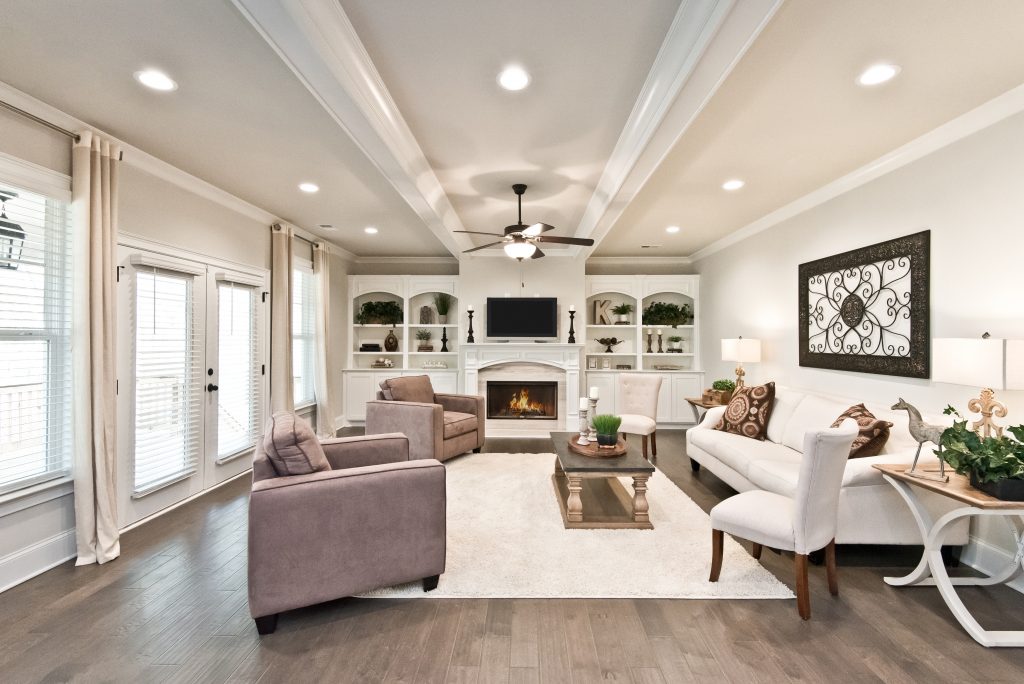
[
  {"left": 657, "top": 332, "right": 664, "bottom": 353},
  {"left": 646, "top": 330, "right": 653, "bottom": 354},
  {"left": 568, "top": 310, "right": 576, "bottom": 343},
  {"left": 466, "top": 310, "right": 475, "bottom": 343},
  {"left": 441, "top": 326, "right": 449, "bottom": 352}
]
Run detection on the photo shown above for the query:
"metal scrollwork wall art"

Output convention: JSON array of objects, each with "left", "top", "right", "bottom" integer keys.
[{"left": 798, "top": 230, "right": 930, "bottom": 378}]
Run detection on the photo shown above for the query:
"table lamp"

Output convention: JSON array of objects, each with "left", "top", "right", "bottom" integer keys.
[
  {"left": 932, "top": 335, "right": 1024, "bottom": 438},
  {"left": 721, "top": 337, "right": 762, "bottom": 389}
]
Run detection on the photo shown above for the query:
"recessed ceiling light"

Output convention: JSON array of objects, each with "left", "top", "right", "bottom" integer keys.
[
  {"left": 498, "top": 65, "right": 530, "bottom": 91},
  {"left": 857, "top": 63, "right": 900, "bottom": 87},
  {"left": 298, "top": 182, "right": 319, "bottom": 193},
  {"left": 722, "top": 179, "right": 745, "bottom": 191},
  {"left": 364, "top": 226, "right": 378, "bottom": 235},
  {"left": 133, "top": 69, "right": 177, "bottom": 92},
  {"left": 665, "top": 225, "right": 680, "bottom": 234}
]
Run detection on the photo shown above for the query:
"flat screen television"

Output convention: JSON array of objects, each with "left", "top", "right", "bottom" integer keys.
[{"left": 486, "top": 297, "right": 558, "bottom": 339}]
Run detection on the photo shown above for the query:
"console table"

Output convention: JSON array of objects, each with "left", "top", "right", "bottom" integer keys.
[{"left": 875, "top": 464, "right": 1024, "bottom": 647}]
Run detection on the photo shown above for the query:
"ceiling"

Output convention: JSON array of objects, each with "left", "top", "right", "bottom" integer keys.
[{"left": 0, "top": 1, "right": 1023, "bottom": 259}]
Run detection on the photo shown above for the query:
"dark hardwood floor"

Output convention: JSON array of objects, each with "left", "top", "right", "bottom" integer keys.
[{"left": 3, "top": 429, "right": 1024, "bottom": 683}]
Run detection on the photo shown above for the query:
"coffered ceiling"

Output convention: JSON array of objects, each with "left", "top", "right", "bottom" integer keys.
[{"left": 1, "top": 1, "right": 1022, "bottom": 259}]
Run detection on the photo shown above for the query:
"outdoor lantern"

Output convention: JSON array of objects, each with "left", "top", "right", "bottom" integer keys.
[{"left": 0, "top": 190, "right": 25, "bottom": 271}]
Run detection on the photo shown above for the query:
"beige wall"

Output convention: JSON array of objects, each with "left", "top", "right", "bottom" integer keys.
[
  {"left": 586, "top": 258, "right": 696, "bottom": 276},
  {"left": 0, "top": 107, "right": 71, "bottom": 175},
  {"left": 328, "top": 251, "right": 350, "bottom": 426}
]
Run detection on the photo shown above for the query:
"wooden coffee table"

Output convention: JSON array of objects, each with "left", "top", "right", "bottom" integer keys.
[{"left": 550, "top": 431, "right": 656, "bottom": 530}]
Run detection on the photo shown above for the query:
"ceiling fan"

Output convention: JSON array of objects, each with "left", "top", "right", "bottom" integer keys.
[{"left": 455, "top": 184, "right": 595, "bottom": 260}]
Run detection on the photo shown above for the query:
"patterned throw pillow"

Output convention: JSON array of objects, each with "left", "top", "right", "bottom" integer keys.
[
  {"left": 831, "top": 404, "right": 893, "bottom": 458},
  {"left": 714, "top": 382, "right": 776, "bottom": 441}
]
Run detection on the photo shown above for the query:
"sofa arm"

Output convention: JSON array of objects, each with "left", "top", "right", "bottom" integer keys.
[
  {"left": 435, "top": 393, "right": 484, "bottom": 416},
  {"left": 365, "top": 400, "right": 443, "bottom": 462},
  {"left": 320, "top": 433, "right": 409, "bottom": 470},
  {"left": 248, "top": 459, "right": 446, "bottom": 618}
]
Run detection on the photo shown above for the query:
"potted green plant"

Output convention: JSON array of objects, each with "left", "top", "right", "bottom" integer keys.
[
  {"left": 642, "top": 301, "right": 693, "bottom": 327},
  {"left": 355, "top": 300, "right": 404, "bottom": 325},
  {"left": 611, "top": 303, "right": 634, "bottom": 325},
  {"left": 668, "top": 335, "right": 683, "bottom": 351},
  {"left": 937, "top": 406, "right": 1024, "bottom": 501},
  {"left": 710, "top": 379, "right": 736, "bottom": 403},
  {"left": 592, "top": 414, "right": 622, "bottom": 448},
  {"left": 433, "top": 292, "right": 453, "bottom": 324},
  {"left": 415, "top": 329, "right": 434, "bottom": 352}
]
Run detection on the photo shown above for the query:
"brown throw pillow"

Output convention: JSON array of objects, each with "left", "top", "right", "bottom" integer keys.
[
  {"left": 831, "top": 404, "right": 892, "bottom": 458},
  {"left": 714, "top": 382, "right": 776, "bottom": 440},
  {"left": 262, "top": 412, "right": 330, "bottom": 476},
  {"left": 383, "top": 375, "right": 435, "bottom": 403}
]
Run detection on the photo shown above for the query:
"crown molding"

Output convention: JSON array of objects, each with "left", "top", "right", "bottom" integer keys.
[
  {"left": 572, "top": 0, "right": 782, "bottom": 258},
  {"left": 690, "top": 82, "right": 1024, "bottom": 262},
  {"left": 231, "top": 0, "right": 472, "bottom": 257}
]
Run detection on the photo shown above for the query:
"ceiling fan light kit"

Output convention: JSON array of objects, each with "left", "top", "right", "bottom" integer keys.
[{"left": 456, "top": 183, "right": 595, "bottom": 260}]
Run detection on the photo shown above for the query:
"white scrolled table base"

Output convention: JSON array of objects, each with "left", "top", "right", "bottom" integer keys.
[{"left": 883, "top": 474, "right": 1024, "bottom": 647}]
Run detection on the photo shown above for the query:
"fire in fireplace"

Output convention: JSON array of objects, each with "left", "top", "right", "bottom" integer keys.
[{"left": 487, "top": 381, "right": 558, "bottom": 420}]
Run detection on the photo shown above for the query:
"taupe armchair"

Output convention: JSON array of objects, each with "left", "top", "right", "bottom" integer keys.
[
  {"left": 365, "top": 375, "right": 485, "bottom": 462},
  {"left": 248, "top": 431, "right": 446, "bottom": 634}
]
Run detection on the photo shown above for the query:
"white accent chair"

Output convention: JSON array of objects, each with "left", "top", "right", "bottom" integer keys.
[
  {"left": 616, "top": 373, "right": 662, "bottom": 459},
  {"left": 708, "top": 420, "right": 858, "bottom": 619}
]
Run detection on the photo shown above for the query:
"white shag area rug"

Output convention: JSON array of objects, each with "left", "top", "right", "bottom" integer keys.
[{"left": 362, "top": 453, "right": 793, "bottom": 600}]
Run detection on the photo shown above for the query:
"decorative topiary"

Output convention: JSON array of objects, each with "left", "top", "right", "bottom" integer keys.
[{"left": 356, "top": 300, "right": 404, "bottom": 325}]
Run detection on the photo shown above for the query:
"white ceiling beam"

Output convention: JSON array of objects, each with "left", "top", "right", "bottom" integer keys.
[
  {"left": 231, "top": 0, "right": 472, "bottom": 257},
  {"left": 573, "top": 0, "right": 783, "bottom": 258}
]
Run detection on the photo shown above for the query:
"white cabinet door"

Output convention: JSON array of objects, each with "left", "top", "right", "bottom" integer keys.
[
  {"left": 672, "top": 375, "right": 703, "bottom": 423},
  {"left": 655, "top": 375, "right": 673, "bottom": 423},
  {"left": 344, "top": 373, "right": 375, "bottom": 421},
  {"left": 428, "top": 372, "right": 458, "bottom": 394},
  {"left": 585, "top": 373, "right": 618, "bottom": 416}
]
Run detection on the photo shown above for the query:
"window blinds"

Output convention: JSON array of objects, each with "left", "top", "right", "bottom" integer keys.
[
  {"left": 216, "top": 281, "right": 261, "bottom": 460},
  {"left": 131, "top": 267, "right": 202, "bottom": 497},
  {"left": 292, "top": 265, "right": 316, "bottom": 407},
  {"left": 0, "top": 182, "right": 72, "bottom": 495}
]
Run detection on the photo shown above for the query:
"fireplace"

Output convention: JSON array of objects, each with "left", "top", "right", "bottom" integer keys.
[{"left": 487, "top": 381, "right": 558, "bottom": 420}]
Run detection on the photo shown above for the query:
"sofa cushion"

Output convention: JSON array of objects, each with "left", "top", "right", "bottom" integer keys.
[
  {"left": 689, "top": 427, "right": 799, "bottom": 479},
  {"left": 780, "top": 395, "right": 851, "bottom": 452},
  {"left": 382, "top": 375, "right": 435, "bottom": 404},
  {"left": 714, "top": 382, "right": 776, "bottom": 440},
  {"left": 766, "top": 389, "right": 806, "bottom": 444},
  {"left": 443, "top": 411, "right": 477, "bottom": 439},
  {"left": 262, "top": 412, "right": 330, "bottom": 476},
  {"left": 831, "top": 404, "right": 893, "bottom": 458}
]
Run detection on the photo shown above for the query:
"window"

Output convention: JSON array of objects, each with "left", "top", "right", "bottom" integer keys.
[
  {"left": 217, "top": 281, "right": 261, "bottom": 460},
  {"left": 292, "top": 262, "right": 316, "bottom": 407},
  {"left": 0, "top": 182, "right": 72, "bottom": 495}
]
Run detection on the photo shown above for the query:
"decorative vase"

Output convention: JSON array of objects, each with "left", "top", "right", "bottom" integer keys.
[
  {"left": 419, "top": 306, "right": 434, "bottom": 324},
  {"left": 597, "top": 433, "right": 617, "bottom": 447},
  {"left": 384, "top": 328, "right": 399, "bottom": 352},
  {"left": 438, "top": 314, "right": 448, "bottom": 324},
  {"left": 670, "top": 341, "right": 681, "bottom": 350},
  {"left": 615, "top": 314, "right": 629, "bottom": 325},
  {"left": 969, "top": 471, "right": 1024, "bottom": 501}
]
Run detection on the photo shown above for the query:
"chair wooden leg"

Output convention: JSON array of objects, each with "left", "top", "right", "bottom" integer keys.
[
  {"left": 709, "top": 530, "right": 724, "bottom": 582},
  {"left": 825, "top": 539, "right": 839, "bottom": 596},
  {"left": 641, "top": 435, "right": 649, "bottom": 459},
  {"left": 650, "top": 431, "right": 657, "bottom": 456},
  {"left": 254, "top": 614, "right": 278, "bottom": 635},
  {"left": 795, "top": 554, "right": 811, "bottom": 620},
  {"left": 751, "top": 543, "right": 763, "bottom": 560}
]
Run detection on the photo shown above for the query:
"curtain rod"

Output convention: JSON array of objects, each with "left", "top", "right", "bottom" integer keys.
[
  {"left": 272, "top": 223, "right": 318, "bottom": 247},
  {"left": 0, "top": 99, "right": 80, "bottom": 142}
]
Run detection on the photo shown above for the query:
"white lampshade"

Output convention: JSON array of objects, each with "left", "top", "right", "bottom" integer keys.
[
  {"left": 932, "top": 338, "right": 1024, "bottom": 390},
  {"left": 721, "top": 338, "right": 762, "bottom": 364},
  {"left": 503, "top": 241, "right": 536, "bottom": 259}
]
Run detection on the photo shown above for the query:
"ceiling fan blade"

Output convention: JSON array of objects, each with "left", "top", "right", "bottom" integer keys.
[
  {"left": 462, "top": 241, "right": 506, "bottom": 253},
  {"left": 530, "top": 246, "right": 545, "bottom": 259},
  {"left": 535, "top": 235, "right": 596, "bottom": 246},
  {"left": 523, "top": 222, "right": 556, "bottom": 237},
  {"left": 455, "top": 230, "right": 506, "bottom": 237}
]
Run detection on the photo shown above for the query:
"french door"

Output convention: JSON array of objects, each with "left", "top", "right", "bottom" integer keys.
[{"left": 117, "top": 243, "right": 267, "bottom": 525}]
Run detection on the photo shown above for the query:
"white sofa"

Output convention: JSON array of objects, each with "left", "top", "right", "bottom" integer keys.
[{"left": 686, "top": 386, "right": 969, "bottom": 546}]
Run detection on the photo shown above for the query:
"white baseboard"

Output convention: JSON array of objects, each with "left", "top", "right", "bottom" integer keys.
[
  {"left": 960, "top": 535, "right": 1024, "bottom": 595},
  {"left": 0, "top": 529, "right": 76, "bottom": 594}
]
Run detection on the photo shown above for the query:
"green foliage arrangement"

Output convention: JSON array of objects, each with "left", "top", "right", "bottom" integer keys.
[
  {"left": 668, "top": 335, "right": 683, "bottom": 343},
  {"left": 592, "top": 414, "right": 622, "bottom": 436},
  {"left": 937, "top": 406, "right": 1024, "bottom": 483},
  {"left": 433, "top": 292, "right": 453, "bottom": 316},
  {"left": 356, "top": 300, "right": 403, "bottom": 325},
  {"left": 712, "top": 379, "right": 736, "bottom": 392},
  {"left": 611, "top": 303, "right": 634, "bottom": 315},
  {"left": 642, "top": 301, "right": 693, "bottom": 326},
  {"left": 415, "top": 329, "right": 432, "bottom": 341}
]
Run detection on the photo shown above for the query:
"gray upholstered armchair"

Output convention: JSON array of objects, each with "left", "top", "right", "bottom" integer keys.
[
  {"left": 365, "top": 375, "right": 485, "bottom": 462},
  {"left": 248, "top": 419, "right": 446, "bottom": 635}
]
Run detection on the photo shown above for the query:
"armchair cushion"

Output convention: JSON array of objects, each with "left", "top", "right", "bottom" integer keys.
[
  {"left": 443, "top": 411, "right": 477, "bottom": 439},
  {"left": 381, "top": 375, "right": 435, "bottom": 404},
  {"left": 262, "top": 412, "right": 330, "bottom": 476}
]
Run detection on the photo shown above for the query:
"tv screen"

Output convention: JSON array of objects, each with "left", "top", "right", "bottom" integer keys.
[{"left": 486, "top": 298, "right": 558, "bottom": 338}]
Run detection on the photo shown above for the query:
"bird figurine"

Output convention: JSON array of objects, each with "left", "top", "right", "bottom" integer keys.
[
  {"left": 595, "top": 337, "right": 624, "bottom": 353},
  {"left": 891, "top": 398, "right": 948, "bottom": 482}
]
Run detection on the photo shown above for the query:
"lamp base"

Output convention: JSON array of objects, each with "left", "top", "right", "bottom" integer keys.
[{"left": 734, "top": 364, "right": 746, "bottom": 389}]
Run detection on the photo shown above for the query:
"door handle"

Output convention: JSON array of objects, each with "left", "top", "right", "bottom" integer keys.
[{"left": 207, "top": 383, "right": 219, "bottom": 392}]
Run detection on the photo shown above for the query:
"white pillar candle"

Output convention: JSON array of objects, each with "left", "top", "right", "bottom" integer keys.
[
  {"left": 569, "top": 304, "right": 575, "bottom": 312},
  {"left": 589, "top": 386, "right": 599, "bottom": 400},
  {"left": 656, "top": 329, "right": 662, "bottom": 336},
  {"left": 467, "top": 304, "right": 473, "bottom": 311},
  {"left": 579, "top": 397, "right": 588, "bottom": 410}
]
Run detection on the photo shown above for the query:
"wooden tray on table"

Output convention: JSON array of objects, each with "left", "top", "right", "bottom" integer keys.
[{"left": 567, "top": 436, "right": 627, "bottom": 459}]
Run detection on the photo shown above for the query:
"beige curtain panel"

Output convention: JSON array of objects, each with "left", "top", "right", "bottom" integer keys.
[
  {"left": 270, "top": 223, "right": 294, "bottom": 413},
  {"left": 71, "top": 131, "right": 121, "bottom": 565},
  {"left": 313, "top": 242, "right": 336, "bottom": 437}
]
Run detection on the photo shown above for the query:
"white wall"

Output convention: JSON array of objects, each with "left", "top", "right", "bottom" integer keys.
[{"left": 695, "top": 110, "right": 1024, "bottom": 573}]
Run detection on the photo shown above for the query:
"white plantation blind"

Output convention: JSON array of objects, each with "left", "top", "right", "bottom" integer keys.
[
  {"left": 216, "top": 280, "right": 261, "bottom": 460},
  {"left": 0, "top": 182, "right": 72, "bottom": 495},
  {"left": 292, "top": 263, "right": 316, "bottom": 407},
  {"left": 132, "top": 267, "right": 203, "bottom": 497}
]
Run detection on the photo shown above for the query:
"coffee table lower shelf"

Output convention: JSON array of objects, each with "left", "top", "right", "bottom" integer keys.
[{"left": 552, "top": 462, "right": 653, "bottom": 530}]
